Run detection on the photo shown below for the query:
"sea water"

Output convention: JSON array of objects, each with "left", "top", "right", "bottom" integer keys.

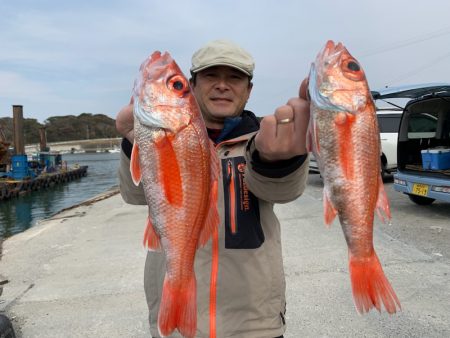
[{"left": 0, "top": 152, "right": 121, "bottom": 238}]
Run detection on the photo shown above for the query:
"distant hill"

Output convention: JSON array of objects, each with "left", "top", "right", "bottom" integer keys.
[{"left": 0, "top": 113, "right": 120, "bottom": 144}]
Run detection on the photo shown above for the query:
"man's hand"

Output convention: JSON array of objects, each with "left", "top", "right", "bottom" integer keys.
[
  {"left": 116, "top": 96, "right": 134, "bottom": 142},
  {"left": 255, "top": 78, "right": 310, "bottom": 162}
]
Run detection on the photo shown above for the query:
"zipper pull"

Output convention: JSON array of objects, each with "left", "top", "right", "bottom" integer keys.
[{"left": 227, "top": 159, "right": 233, "bottom": 182}]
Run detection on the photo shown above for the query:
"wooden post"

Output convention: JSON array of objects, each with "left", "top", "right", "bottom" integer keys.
[
  {"left": 39, "top": 127, "right": 48, "bottom": 152},
  {"left": 12, "top": 105, "right": 25, "bottom": 155}
]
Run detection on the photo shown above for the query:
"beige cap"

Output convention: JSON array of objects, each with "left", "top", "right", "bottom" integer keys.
[{"left": 190, "top": 39, "right": 255, "bottom": 78}]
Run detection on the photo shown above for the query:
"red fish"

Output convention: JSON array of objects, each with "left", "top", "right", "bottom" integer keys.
[
  {"left": 130, "top": 51, "right": 219, "bottom": 337},
  {"left": 308, "top": 40, "right": 401, "bottom": 314}
]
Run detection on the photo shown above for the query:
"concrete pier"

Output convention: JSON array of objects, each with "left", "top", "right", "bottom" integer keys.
[
  {"left": 0, "top": 189, "right": 149, "bottom": 337},
  {"left": 0, "top": 177, "right": 449, "bottom": 337}
]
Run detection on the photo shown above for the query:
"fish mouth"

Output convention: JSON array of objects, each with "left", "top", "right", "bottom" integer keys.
[
  {"left": 143, "top": 51, "right": 174, "bottom": 79},
  {"left": 308, "top": 40, "right": 350, "bottom": 111},
  {"left": 149, "top": 51, "right": 163, "bottom": 64},
  {"left": 320, "top": 40, "right": 345, "bottom": 63}
]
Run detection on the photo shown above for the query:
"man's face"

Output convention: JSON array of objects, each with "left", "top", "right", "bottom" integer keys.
[{"left": 190, "top": 66, "right": 253, "bottom": 128}]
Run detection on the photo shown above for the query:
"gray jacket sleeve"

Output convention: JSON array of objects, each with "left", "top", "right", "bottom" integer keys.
[
  {"left": 117, "top": 150, "right": 147, "bottom": 205},
  {"left": 243, "top": 138, "right": 310, "bottom": 204}
]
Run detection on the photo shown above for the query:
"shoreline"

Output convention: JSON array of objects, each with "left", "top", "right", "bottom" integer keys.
[
  {"left": 0, "top": 185, "right": 120, "bottom": 241},
  {"left": 41, "top": 186, "right": 120, "bottom": 221},
  {"left": 0, "top": 191, "right": 150, "bottom": 337}
]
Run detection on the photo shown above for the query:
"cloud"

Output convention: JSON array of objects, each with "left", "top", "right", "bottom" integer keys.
[{"left": 0, "top": 71, "right": 54, "bottom": 99}]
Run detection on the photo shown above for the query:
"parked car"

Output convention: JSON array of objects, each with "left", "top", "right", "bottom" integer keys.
[
  {"left": 308, "top": 109, "right": 401, "bottom": 178},
  {"left": 373, "top": 83, "right": 450, "bottom": 205},
  {"left": 376, "top": 109, "right": 402, "bottom": 177}
]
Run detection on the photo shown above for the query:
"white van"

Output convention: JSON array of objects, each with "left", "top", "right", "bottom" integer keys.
[{"left": 376, "top": 109, "right": 402, "bottom": 176}]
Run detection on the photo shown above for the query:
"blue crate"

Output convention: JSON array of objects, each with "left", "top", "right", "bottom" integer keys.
[{"left": 421, "top": 149, "right": 450, "bottom": 170}]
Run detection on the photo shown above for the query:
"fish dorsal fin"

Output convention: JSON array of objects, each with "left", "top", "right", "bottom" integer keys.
[
  {"left": 198, "top": 141, "right": 220, "bottom": 248},
  {"left": 130, "top": 142, "right": 142, "bottom": 186},
  {"left": 375, "top": 175, "right": 391, "bottom": 223},
  {"left": 143, "top": 215, "right": 161, "bottom": 251},
  {"left": 155, "top": 135, "right": 183, "bottom": 207}
]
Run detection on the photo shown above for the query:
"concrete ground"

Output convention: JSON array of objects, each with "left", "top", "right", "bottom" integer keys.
[{"left": 0, "top": 179, "right": 449, "bottom": 337}]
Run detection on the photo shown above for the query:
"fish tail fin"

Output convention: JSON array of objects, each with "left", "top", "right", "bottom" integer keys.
[
  {"left": 349, "top": 250, "right": 401, "bottom": 314},
  {"left": 198, "top": 141, "right": 220, "bottom": 247},
  {"left": 158, "top": 274, "right": 197, "bottom": 338}
]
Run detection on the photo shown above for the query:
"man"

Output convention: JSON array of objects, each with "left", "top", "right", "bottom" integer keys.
[{"left": 116, "top": 39, "right": 310, "bottom": 338}]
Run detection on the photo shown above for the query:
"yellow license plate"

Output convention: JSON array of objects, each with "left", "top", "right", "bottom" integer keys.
[{"left": 412, "top": 183, "right": 429, "bottom": 196}]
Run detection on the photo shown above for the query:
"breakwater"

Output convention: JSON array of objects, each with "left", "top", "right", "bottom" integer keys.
[
  {"left": 24, "top": 138, "right": 122, "bottom": 154},
  {"left": 0, "top": 166, "right": 88, "bottom": 201}
]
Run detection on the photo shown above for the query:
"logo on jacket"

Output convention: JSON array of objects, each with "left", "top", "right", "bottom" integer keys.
[{"left": 237, "top": 163, "right": 246, "bottom": 173}]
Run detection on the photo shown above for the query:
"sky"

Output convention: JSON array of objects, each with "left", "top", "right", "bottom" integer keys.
[{"left": 1, "top": 0, "right": 450, "bottom": 124}]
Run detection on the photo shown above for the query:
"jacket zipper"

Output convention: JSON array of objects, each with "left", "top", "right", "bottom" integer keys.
[
  {"left": 210, "top": 139, "right": 251, "bottom": 338},
  {"left": 227, "top": 159, "right": 237, "bottom": 234}
]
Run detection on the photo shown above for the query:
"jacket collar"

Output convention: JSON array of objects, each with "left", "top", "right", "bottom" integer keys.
[{"left": 215, "top": 110, "right": 260, "bottom": 143}]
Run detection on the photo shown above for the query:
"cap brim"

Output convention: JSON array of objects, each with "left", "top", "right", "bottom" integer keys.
[{"left": 191, "top": 62, "right": 252, "bottom": 77}]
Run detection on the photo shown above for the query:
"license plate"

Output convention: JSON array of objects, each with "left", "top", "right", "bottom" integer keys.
[{"left": 412, "top": 183, "right": 429, "bottom": 196}]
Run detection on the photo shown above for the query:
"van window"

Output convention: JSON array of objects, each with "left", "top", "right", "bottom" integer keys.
[
  {"left": 407, "top": 112, "right": 438, "bottom": 138},
  {"left": 377, "top": 115, "right": 401, "bottom": 133}
]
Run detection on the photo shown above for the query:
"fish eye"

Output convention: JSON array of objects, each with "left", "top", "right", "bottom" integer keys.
[
  {"left": 340, "top": 56, "right": 365, "bottom": 81},
  {"left": 347, "top": 61, "right": 360, "bottom": 72},
  {"left": 173, "top": 80, "right": 184, "bottom": 90},
  {"left": 168, "top": 75, "right": 188, "bottom": 95}
]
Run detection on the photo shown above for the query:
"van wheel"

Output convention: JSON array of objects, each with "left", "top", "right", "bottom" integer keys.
[
  {"left": 381, "top": 164, "right": 387, "bottom": 180},
  {"left": 407, "top": 194, "right": 435, "bottom": 205},
  {"left": 0, "top": 314, "right": 16, "bottom": 338}
]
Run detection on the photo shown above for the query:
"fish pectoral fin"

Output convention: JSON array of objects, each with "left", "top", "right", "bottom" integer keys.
[
  {"left": 323, "top": 190, "right": 337, "bottom": 227},
  {"left": 375, "top": 176, "right": 391, "bottom": 223},
  {"left": 198, "top": 141, "right": 220, "bottom": 248},
  {"left": 130, "top": 142, "right": 142, "bottom": 186},
  {"left": 143, "top": 216, "right": 161, "bottom": 251}
]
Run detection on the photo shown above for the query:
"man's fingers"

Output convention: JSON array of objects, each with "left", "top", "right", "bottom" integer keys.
[
  {"left": 274, "top": 105, "right": 295, "bottom": 137},
  {"left": 258, "top": 115, "right": 277, "bottom": 141},
  {"left": 299, "top": 77, "right": 309, "bottom": 100},
  {"left": 286, "top": 97, "right": 310, "bottom": 155},
  {"left": 287, "top": 98, "right": 309, "bottom": 131},
  {"left": 116, "top": 102, "right": 135, "bottom": 142}
]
